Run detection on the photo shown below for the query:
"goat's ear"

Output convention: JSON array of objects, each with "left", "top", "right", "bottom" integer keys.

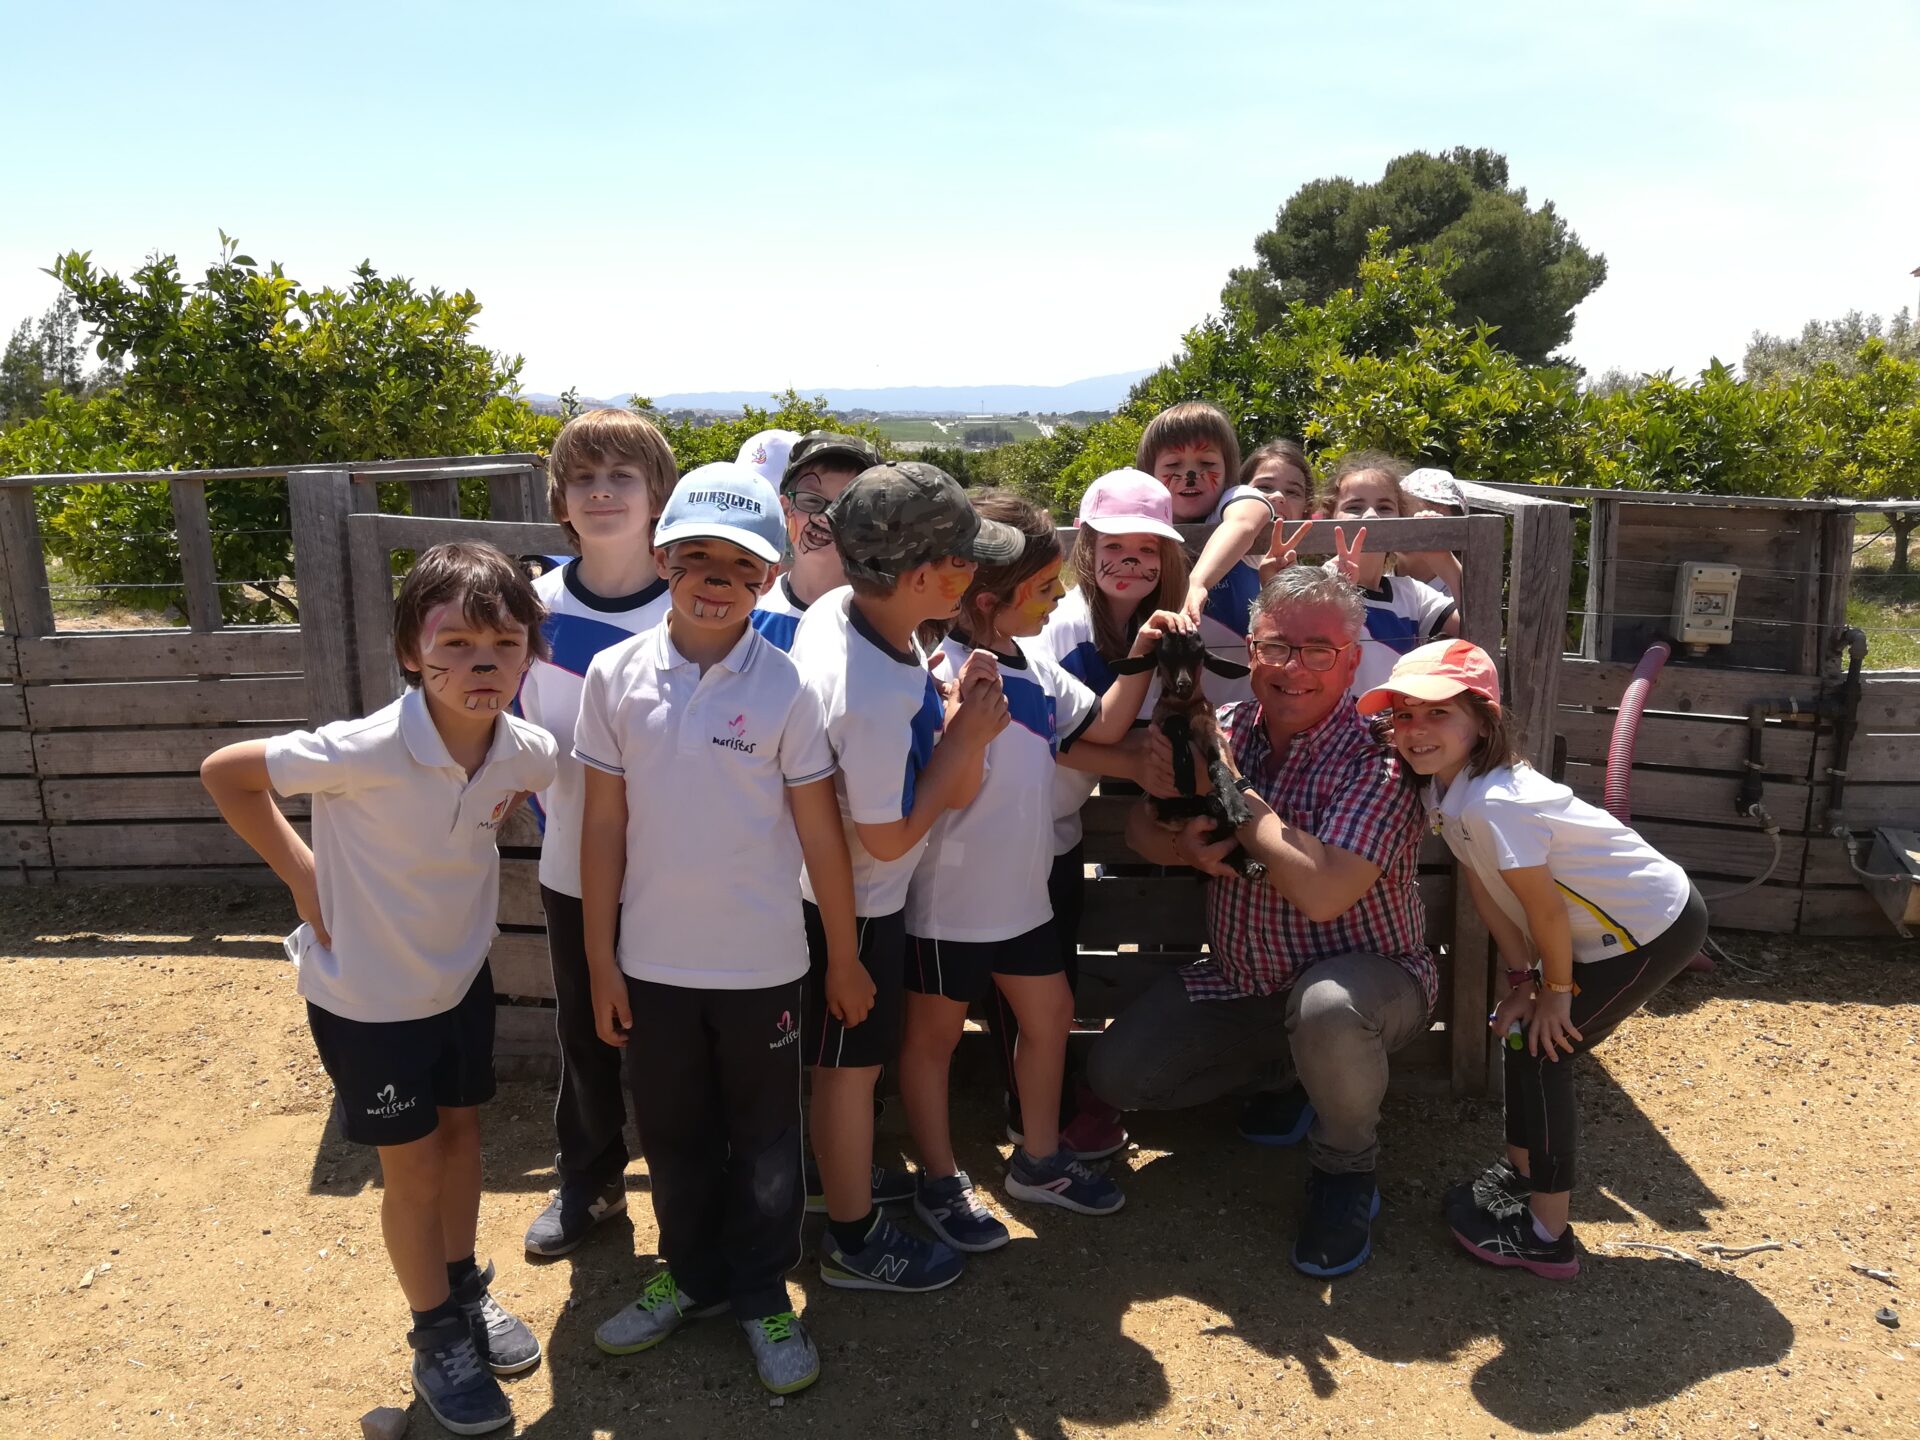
[
  {"left": 1203, "top": 654, "right": 1251, "bottom": 680},
  {"left": 1109, "top": 655, "right": 1156, "bottom": 676}
]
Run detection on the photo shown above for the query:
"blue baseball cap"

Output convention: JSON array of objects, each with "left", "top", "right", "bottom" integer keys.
[{"left": 653, "top": 462, "right": 786, "bottom": 564}]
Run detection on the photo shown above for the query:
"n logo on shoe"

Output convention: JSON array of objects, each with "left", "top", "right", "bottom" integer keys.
[{"left": 872, "top": 1255, "right": 910, "bottom": 1284}]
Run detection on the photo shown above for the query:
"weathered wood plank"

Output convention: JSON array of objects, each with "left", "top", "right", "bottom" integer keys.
[
  {"left": 496, "top": 804, "right": 543, "bottom": 851},
  {"left": 1852, "top": 681, "right": 1920, "bottom": 731},
  {"left": 1449, "top": 895, "right": 1493, "bottom": 1095},
  {"left": 1847, "top": 732, "right": 1920, "bottom": 784},
  {"left": 1799, "top": 886, "right": 1902, "bottom": 938},
  {"left": 493, "top": 1001, "right": 559, "bottom": 1058},
  {"left": 1630, "top": 819, "right": 1806, "bottom": 883},
  {"left": 499, "top": 859, "right": 547, "bottom": 927},
  {"left": 1701, "top": 883, "right": 1803, "bottom": 934},
  {"left": 490, "top": 931, "right": 555, "bottom": 1002},
  {"left": 0, "top": 730, "right": 33, "bottom": 774},
  {"left": 15, "top": 629, "right": 303, "bottom": 682},
  {"left": 51, "top": 865, "right": 283, "bottom": 888},
  {"left": 169, "top": 477, "right": 222, "bottom": 633},
  {"left": 1078, "top": 877, "right": 1207, "bottom": 946},
  {"left": 0, "top": 487, "right": 56, "bottom": 638},
  {"left": 288, "top": 468, "right": 360, "bottom": 726},
  {"left": 0, "top": 778, "right": 42, "bottom": 822},
  {"left": 1557, "top": 706, "right": 1816, "bottom": 777},
  {"left": 26, "top": 676, "right": 308, "bottom": 729},
  {"left": 33, "top": 724, "right": 284, "bottom": 776},
  {"left": 351, "top": 512, "right": 570, "bottom": 559},
  {"left": 1817, "top": 512, "right": 1858, "bottom": 679},
  {"left": 1502, "top": 500, "right": 1572, "bottom": 769},
  {"left": 0, "top": 685, "right": 24, "bottom": 727},
  {"left": 1563, "top": 764, "right": 1814, "bottom": 834},
  {"left": 487, "top": 470, "right": 544, "bottom": 524},
  {"left": 49, "top": 820, "right": 308, "bottom": 869},
  {"left": 0, "top": 825, "right": 52, "bottom": 866},
  {"left": 409, "top": 476, "right": 461, "bottom": 518},
  {"left": 348, "top": 515, "right": 405, "bottom": 712},
  {"left": 1828, "top": 785, "right": 1920, "bottom": 830},
  {"left": 1558, "top": 659, "right": 1822, "bottom": 715},
  {"left": 44, "top": 776, "right": 309, "bottom": 822}
]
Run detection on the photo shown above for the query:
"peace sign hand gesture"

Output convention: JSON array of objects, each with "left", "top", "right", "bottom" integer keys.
[
  {"left": 1327, "top": 525, "right": 1368, "bottom": 584},
  {"left": 1257, "top": 520, "right": 1314, "bottom": 588}
]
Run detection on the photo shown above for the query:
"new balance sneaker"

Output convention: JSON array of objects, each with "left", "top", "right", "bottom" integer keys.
[
  {"left": 1291, "top": 1168, "right": 1381, "bottom": 1278},
  {"left": 741, "top": 1311, "right": 821, "bottom": 1395},
  {"left": 524, "top": 1174, "right": 627, "bottom": 1257},
  {"left": 409, "top": 1314, "right": 511, "bottom": 1435},
  {"left": 1450, "top": 1203, "right": 1581, "bottom": 1279},
  {"left": 1238, "top": 1085, "right": 1315, "bottom": 1147},
  {"left": 1442, "top": 1157, "right": 1530, "bottom": 1221},
  {"left": 594, "top": 1269, "right": 728, "bottom": 1355},
  {"left": 914, "top": 1170, "right": 1011, "bottom": 1253},
  {"left": 1004, "top": 1147, "right": 1126, "bottom": 1216},
  {"left": 452, "top": 1260, "right": 542, "bottom": 1375},
  {"left": 803, "top": 1157, "right": 916, "bottom": 1215},
  {"left": 819, "top": 1217, "right": 964, "bottom": 1293}
]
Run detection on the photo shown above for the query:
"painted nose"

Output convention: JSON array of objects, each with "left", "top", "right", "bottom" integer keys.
[{"left": 472, "top": 662, "right": 497, "bottom": 675}]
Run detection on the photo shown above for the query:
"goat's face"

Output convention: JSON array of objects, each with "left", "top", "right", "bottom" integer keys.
[{"left": 1155, "top": 627, "right": 1209, "bottom": 704}]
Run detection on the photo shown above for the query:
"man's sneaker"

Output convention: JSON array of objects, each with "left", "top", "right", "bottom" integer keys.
[
  {"left": 1004, "top": 1148, "right": 1126, "bottom": 1216},
  {"left": 1238, "top": 1085, "right": 1315, "bottom": 1147},
  {"left": 1450, "top": 1202, "right": 1581, "bottom": 1279},
  {"left": 452, "top": 1260, "right": 542, "bottom": 1375},
  {"left": 594, "top": 1269, "right": 727, "bottom": 1355},
  {"left": 1291, "top": 1168, "right": 1381, "bottom": 1278},
  {"left": 741, "top": 1311, "right": 821, "bottom": 1395},
  {"left": 803, "top": 1157, "right": 915, "bottom": 1215},
  {"left": 409, "top": 1314, "right": 511, "bottom": 1435},
  {"left": 1442, "top": 1157, "right": 1531, "bottom": 1221},
  {"left": 819, "top": 1218, "right": 964, "bottom": 1293},
  {"left": 524, "top": 1174, "right": 627, "bottom": 1257},
  {"left": 914, "top": 1171, "right": 1011, "bottom": 1253}
]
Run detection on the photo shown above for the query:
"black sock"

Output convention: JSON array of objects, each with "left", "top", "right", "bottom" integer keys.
[
  {"left": 829, "top": 1209, "right": 877, "bottom": 1254},
  {"left": 410, "top": 1296, "right": 462, "bottom": 1331},
  {"left": 446, "top": 1254, "right": 479, "bottom": 1292}
]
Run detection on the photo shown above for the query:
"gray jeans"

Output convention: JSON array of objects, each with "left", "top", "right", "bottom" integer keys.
[{"left": 1085, "top": 952, "right": 1428, "bottom": 1173}]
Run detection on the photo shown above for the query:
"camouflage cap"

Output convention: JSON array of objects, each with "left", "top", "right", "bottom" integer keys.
[
  {"left": 826, "top": 462, "right": 1024, "bottom": 585},
  {"left": 781, "top": 431, "right": 884, "bottom": 491}
]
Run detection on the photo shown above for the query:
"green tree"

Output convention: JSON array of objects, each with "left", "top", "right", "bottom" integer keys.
[
  {"left": 1743, "top": 308, "right": 1917, "bottom": 384},
  {"left": 1222, "top": 148, "right": 1606, "bottom": 365},
  {"left": 0, "top": 295, "right": 94, "bottom": 424},
  {"left": 635, "top": 390, "right": 892, "bottom": 470}
]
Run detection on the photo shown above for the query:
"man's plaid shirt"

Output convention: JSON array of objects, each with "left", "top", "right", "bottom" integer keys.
[{"left": 1184, "top": 696, "right": 1437, "bottom": 1012}]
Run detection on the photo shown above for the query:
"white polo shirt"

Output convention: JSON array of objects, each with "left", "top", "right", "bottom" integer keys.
[
  {"left": 573, "top": 620, "right": 834, "bottom": 989},
  {"left": 265, "top": 690, "right": 558, "bottom": 1023},
  {"left": 1347, "top": 572, "right": 1457, "bottom": 701},
  {"left": 747, "top": 574, "right": 808, "bottom": 654},
  {"left": 1037, "top": 586, "right": 1251, "bottom": 855},
  {"left": 788, "top": 587, "right": 945, "bottom": 918},
  {"left": 908, "top": 636, "right": 1097, "bottom": 943},
  {"left": 515, "top": 560, "right": 672, "bottom": 898},
  {"left": 1432, "top": 762, "right": 1692, "bottom": 963}
]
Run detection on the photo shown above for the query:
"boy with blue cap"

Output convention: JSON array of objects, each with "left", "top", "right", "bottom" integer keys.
[{"left": 575, "top": 463, "right": 859, "bottom": 1395}]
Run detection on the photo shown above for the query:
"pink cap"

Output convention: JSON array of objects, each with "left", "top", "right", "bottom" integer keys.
[
  {"left": 1077, "top": 468, "right": 1183, "bottom": 541},
  {"left": 1356, "top": 639, "right": 1503, "bottom": 715}
]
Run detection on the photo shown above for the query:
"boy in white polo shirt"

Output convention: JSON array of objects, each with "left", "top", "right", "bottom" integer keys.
[
  {"left": 576, "top": 463, "right": 857, "bottom": 1396},
  {"left": 516, "top": 406, "right": 679, "bottom": 1259},
  {"left": 201, "top": 543, "right": 558, "bottom": 1437}
]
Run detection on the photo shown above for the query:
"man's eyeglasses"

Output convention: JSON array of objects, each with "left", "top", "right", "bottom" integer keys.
[
  {"left": 1247, "top": 639, "right": 1355, "bottom": 672},
  {"left": 784, "top": 487, "right": 831, "bottom": 516}
]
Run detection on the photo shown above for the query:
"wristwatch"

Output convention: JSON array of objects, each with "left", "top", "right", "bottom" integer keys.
[{"left": 1233, "top": 774, "right": 1258, "bottom": 795}]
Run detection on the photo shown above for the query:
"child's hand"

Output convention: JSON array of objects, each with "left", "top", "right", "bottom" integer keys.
[
  {"left": 1492, "top": 985, "right": 1535, "bottom": 1036},
  {"left": 293, "top": 879, "right": 333, "bottom": 951},
  {"left": 1257, "top": 520, "right": 1314, "bottom": 587},
  {"left": 1129, "top": 608, "right": 1194, "bottom": 659},
  {"left": 944, "top": 681, "right": 1009, "bottom": 751},
  {"left": 1326, "top": 525, "right": 1368, "bottom": 584},
  {"left": 954, "top": 648, "right": 1001, "bottom": 696},
  {"left": 1181, "top": 580, "right": 1209, "bottom": 624},
  {"left": 1171, "top": 816, "right": 1240, "bottom": 878},
  {"left": 1142, "top": 728, "right": 1209, "bottom": 798},
  {"left": 825, "top": 957, "right": 876, "bottom": 1028},
  {"left": 1527, "top": 988, "right": 1583, "bottom": 1062},
  {"left": 589, "top": 966, "right": 632, "bottom": 1048}
]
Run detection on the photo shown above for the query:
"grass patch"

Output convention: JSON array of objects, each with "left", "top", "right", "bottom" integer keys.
[{"left": 1848, "top": 516, "right": 1920, "bottom": 670}]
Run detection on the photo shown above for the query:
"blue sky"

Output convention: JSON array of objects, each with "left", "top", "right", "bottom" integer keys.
[{"left": 6, "top": 1, "right": 1917, "bottom": 397}]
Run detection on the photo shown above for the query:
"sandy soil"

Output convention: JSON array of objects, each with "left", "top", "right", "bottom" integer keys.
[{"left": 1, "top": 886, "right": 1915, "bottom": 1438}]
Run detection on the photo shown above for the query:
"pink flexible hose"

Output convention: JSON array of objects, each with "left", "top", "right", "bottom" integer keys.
[{"left": 1603, "top": 642, "right": 1671, "bottom": 824}]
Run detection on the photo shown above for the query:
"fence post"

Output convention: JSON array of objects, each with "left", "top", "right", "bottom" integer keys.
[
  {"left": 348, "top": 514, "right": 404, "bottom": 712},
  {"left": 0, "top": 487, "right": 56, "bottom": 639},
  {"left": 168, "top": 478, "right": 223, "bottom": 632},
  {"left": 1503, "top": 501, "right": 1572, "bottom": 772},
  {"left": 289, "top": 469, "right": 359, "bottom": 724},
  {"left": 487, "top": 466, "right": 545, "bottom": 524}
]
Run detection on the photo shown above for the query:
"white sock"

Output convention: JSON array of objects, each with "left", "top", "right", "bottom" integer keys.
[{"left": 1530, "top": 1212, "right": 1561, "bottom": 1243}]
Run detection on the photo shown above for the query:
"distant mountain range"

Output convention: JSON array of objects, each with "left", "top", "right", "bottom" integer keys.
[{"left": 521, "top": 369, "right": 1152, "bottom": 416}]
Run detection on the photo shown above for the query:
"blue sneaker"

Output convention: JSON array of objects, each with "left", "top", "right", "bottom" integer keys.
[
  {"left": 804, "top": 1157, "right": 916, "bottom": 1215},
  {"left": 408, "top": 1314, "right": 511, "bottom": 1435},
  {"left": 1004, "top": 1148, "right": 1126, "bottom": 1216},
  {"left": 914, "top": 1171, "right": 1010, "bottom": 1253},
  {"left": 1238, "top": 1085, "right": 1315, "bottom": 1147},
  {"left": 1291, "top": 1167, "right": 1381, "bottom": 1277},
  {"left": 819, "top": 1217, "right": 964, "bottom": 1293}
]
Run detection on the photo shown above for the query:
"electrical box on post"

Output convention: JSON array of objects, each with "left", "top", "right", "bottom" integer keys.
[{"left": 1671, "top": 563, "right": 1740, "bottom": 652}]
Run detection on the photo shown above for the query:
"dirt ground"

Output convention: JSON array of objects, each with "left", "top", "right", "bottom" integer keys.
[{"left": 1, "top": 887, "right": 1915, "bottom": 1439}]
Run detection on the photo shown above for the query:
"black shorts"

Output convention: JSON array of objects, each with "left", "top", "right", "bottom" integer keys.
[
  {"left": 802, "top": 902, "right": 904, "bottom": 1070},
  {"left": 307, "top": 962, "right": 496, "bottom": 1147},
  {"left": 905, "top": 922, "right": 1064, "bottom": 1004}
]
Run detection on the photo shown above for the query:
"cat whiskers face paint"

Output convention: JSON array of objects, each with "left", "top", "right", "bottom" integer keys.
[
  {"left": 1093, "top": 536, "right": 1162, "bottom": 599},
  {"left": 413, "top": 601, "right": 529, "bottom": 712},
  {"left": 663, "top": 541, "right": 770, "bottom": 626}
]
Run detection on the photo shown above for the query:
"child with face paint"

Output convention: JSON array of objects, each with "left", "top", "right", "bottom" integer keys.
[
  {"left": 900, "top": 491, "right": 1175, "bottom": 1247},
  {"left": 201, "top": 544, "right": 557, "bottom": 1437},
  {"left": 749, "top": 431, "right": 883, "bottom": 653},
  {"left": 518, "top": 407, "right": 681, "bottom": 1260},
  {"left": 1135, "top": 401, "right": 1273, "bottom": 638},
  {"left": 575, "top": 463, "right": 855, "bottom": 1395}
]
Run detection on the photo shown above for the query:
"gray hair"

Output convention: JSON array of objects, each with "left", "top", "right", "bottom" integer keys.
[{"left": 1249, "top": 565, "right": 1366, "bottom": 641}]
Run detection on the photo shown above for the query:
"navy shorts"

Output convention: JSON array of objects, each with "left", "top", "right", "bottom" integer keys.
[
  {"left": 802, "top": 902, "right": 904, "bottom": 1070},
  {"left": 307, "top": 962, "right": 496, "bottom": 1147},
  {"left": 905, "top": 922, "right": 1063, "bottom": 1004}
]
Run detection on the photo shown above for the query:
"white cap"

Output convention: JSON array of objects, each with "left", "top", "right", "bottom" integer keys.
[
  {"left": 1401, "top": 467, "right": 1465, "bottom": 511},
  {"left": 654, "top": 462, "right": 786, "bottom": 564},
  {"left": 736, "top": 430, "right": 799, "bottom": 490}
]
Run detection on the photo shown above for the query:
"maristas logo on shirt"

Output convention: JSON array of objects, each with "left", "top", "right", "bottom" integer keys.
[{"left": 711, "top": 712, "right": 756, "bottom": 754}]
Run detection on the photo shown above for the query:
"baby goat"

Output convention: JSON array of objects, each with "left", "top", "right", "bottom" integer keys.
[{"left": 1112, "top": 627, "right": 1267, "bottom": 881}]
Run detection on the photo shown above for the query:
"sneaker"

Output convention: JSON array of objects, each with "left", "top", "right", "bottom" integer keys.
[
  {"left": 803, "top": 1158, "right": 916, "bottom": 1216},
  {"left": 452, "top": 1260, "right": 541, "bottom": 1375},
  {"left": 1442, "top": 1157, "right": 1530, "bottom": 1221},
  {"left": 914, "top": 1171, "right": 1011, "bottom": 1253},
  {"left": 1004, "top": 1148, "right": 1126, "bottom": 1216},
  {"left": 409, "top": 1314, "right": 511, "bottom": 1435},
  {"left": 819, "top": 1217, "right": 964, "bottom": 1293},
  {"left": 1008, "top": 1090, "right": 1130, "bottom": 1163},
  {"left": 524, "top": 1174, "right": 627, "bottom": 1257},
  {"left": 1238, "top": 1085, "right": 1315, "bottom": 1147},
  {"left": 1291, "top": 1168, "right": 1381, "bottom": 1278},
  {"left": 594, "top": 1269, "right": 728, "bottom": 1355},
  {"left": 1450, "top": 1202, "right": 1581, "bottom": 1279},
  {"left": 741, "top": 1311, "right": 821, "bottom": 1395}
]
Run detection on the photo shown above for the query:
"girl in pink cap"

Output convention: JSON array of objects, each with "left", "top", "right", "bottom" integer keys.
[{"left": 1361, "top": 639, "right": 1706, "bottom": 1280}]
